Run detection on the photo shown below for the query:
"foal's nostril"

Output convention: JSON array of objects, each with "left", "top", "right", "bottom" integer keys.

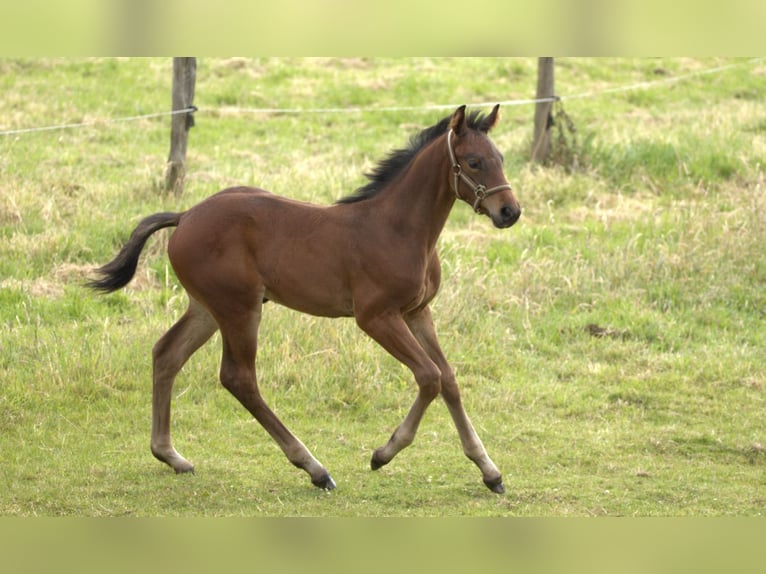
[{"left": 500, "top": 205, "right": 521, "bottom": 224}]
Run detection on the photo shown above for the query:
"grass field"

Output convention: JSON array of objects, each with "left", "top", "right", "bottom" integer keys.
[{"left": 0, "top": 58, "right": 764, "bottom": 516}]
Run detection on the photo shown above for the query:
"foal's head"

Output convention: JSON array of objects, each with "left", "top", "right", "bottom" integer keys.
[{"left": 447, "top": 105, "right": 521, "bottom": 229}]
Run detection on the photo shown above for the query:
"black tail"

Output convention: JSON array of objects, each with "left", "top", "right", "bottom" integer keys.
[{"left": 87, "top": 212, "right": 182, "bottom": 293}]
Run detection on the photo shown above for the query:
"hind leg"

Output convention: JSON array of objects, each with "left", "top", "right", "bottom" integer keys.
[
  {"left": 151, "top": 297, "right": 218, "bottom": 473},
  {"left": 216, "top": 298, "right": 335, "bottom": 490}
]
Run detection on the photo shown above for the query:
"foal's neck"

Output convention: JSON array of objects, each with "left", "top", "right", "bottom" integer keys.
[{"left": 377, "top": 136, "right": 455, "bottom": 254}]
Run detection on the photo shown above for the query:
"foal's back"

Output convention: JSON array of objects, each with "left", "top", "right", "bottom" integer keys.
[{"left": 167, "top": 186, "right": 363, "bottom": 318}]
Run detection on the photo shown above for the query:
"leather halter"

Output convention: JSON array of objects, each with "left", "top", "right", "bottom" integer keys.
[{"left": 447, "top": 129, "right": 512, "bottom": 213}]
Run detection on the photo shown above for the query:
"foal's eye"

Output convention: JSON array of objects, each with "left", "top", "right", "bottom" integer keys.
[{"left": 467, "top": 158, "right": 482, "bottom": 170}]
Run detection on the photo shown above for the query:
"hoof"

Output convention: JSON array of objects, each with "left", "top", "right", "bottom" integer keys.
[
  {"left": 370, "top": 451, "right": 388, "bottom": 471},
  {"left": 312, "top": 474, "right": 337, "bottom": 491},
  {"left": 483, "top": 476, "right": 505, "bottom": 494},
  {"left": 152, "top": 446, "right": 194, "bottom": 474}
]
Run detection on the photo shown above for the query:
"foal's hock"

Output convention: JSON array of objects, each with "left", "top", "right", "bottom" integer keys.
[{"left": 89, "top": 105, "right": 521, "bottom": 493}]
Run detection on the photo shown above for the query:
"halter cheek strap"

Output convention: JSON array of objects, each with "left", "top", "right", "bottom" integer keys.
[{"left": 447, "top": 129, "right": 512, "bottom": 213}]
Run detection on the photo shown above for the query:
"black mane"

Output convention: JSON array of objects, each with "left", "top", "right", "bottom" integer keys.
[{"left": 336, "top": 109, "right": 491, "bottom": 205}]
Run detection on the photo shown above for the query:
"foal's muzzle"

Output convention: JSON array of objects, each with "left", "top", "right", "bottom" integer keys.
[{"left": 491, "top": 203, "right": 522, "bottom": 228}]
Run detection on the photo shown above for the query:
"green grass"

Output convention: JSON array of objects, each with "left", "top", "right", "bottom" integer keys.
[{"left": 1, "top": 58, "right": 765, "bottom": 516}]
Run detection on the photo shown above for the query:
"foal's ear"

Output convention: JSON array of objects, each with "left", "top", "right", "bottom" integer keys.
[
  {"left": 449, "top": 105, "right": 467, "bottom": 135},
  {"left": 480, "top": 104, "right": 501, "bottom": 132}
]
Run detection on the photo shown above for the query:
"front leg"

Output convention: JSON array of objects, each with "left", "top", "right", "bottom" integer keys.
[
  {"left": 406, "top": 306, "right": 504, "bottom": 494},
  {"left": 356, "top": 309, "right": 443, "bottom": 471}
]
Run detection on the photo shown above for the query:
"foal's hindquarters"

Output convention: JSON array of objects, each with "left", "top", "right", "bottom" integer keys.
[{"left": 150, "top": 190, "right": 338, "bottom": 489}]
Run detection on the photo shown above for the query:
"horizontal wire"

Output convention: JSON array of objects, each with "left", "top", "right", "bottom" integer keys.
[
  {"left": 0, "top": 107, "right": 196, "bottom": 137},
  {"left": 1, "top": 58, "right": 762, "bottom": 137}
]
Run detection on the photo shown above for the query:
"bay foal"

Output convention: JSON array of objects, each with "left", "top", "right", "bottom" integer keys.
[{"left": 90, "top": 105, "right": 521, "bottom": 493}]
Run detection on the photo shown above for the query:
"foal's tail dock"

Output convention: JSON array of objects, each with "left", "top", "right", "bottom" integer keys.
[{"left": 87, "top": 212, "right": 181, "bottom": 293}]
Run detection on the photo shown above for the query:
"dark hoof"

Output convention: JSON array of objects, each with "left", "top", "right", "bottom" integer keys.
[
  {"left": 174, "top": 466, "right": 195, "bottom": 475},
  {"left": 370, "top": 451, "right": 388, "bottom": 471},
  {"left": 312, "top": 474, "right": 337, "bottom": 491},
  {"left": 484, "top": 476, "right": 505, "bottom": 494}
]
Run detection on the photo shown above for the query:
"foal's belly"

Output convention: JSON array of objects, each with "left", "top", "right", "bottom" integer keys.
[{"left": 262, "top": 285, "right": 355, "bottom": 318}]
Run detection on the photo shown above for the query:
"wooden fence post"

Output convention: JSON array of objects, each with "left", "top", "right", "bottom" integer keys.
[
  {"left": 165, "top": 57, "right": 197, "bottom": 194},
  {"left": 531, "top": 57, "right": 555, "bottom": 163}
]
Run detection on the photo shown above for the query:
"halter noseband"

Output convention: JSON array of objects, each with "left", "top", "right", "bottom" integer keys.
[{"left": 447, "top": 129, "right": 512, "bottom": 213}]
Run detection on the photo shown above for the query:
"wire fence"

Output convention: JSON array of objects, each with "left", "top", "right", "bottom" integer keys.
[
  {"left": 0, "top": 107, "right": 197, "bottom": 137},
  {"left": 0, "top": 58, "right": 762, "bottom": 138}
]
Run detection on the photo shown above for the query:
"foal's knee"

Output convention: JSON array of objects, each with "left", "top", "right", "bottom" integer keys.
[
  {"left": 219, "top": 362, "right": 255, "bottom": 398},
  {"left": 415, "top": 365, "right": 442, "bottom": 401}
]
